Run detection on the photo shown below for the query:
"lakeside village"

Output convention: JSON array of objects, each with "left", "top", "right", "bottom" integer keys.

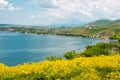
[{"left": 0, "top": 24, "right": 111, "bottom": 40}]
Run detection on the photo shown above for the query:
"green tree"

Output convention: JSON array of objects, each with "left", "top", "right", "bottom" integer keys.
[
  {"left": 45, "top": 56, "right": 62, "bottom": 61},
  {"left": 115, "top": 32, "right": 120, "bottom": 53},
  {"left": 64, "top": 50, "right": 76, "bottom": 59},
  {"left": 116, "top": 32, "right": 120, "bottom": 42},
  {"left": 81, "top": 42, "right": 109, "bottom": 57}
]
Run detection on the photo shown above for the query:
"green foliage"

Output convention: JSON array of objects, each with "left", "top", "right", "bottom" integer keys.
[
  {"left": 81, "top": 42, "right": 109, "bottom": 57},
  {"left": 110, "top": 34, "right": 116, "bottom": 39},
  {"left": 82, "top": 47, "right": 109, "bottom": 57},
  {"left": 64, "top": 50, "right": 76, "bottom": 59},
  {"left": 116, "top": 32, "right": 120, "bottom": 42},
  {"left": 110, "top": 32, "right": 120, "bottom": 41},
  {"left": 95, "top": 67, "right": 115, "bottom": 79},
  {"left": 86, "top": 45, "right": 93, "bottom": 49},
  {"left": 45, "top": 55, "right": 62, "bottom": 61}
]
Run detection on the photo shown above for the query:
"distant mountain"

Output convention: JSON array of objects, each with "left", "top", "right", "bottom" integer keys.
[
  {"left": 0, "top": 23, "right": 85, "bottom": 28},
  {"left": 0, "top": 24, "right": 34, "bottom": 27},
  {"left": 85, "top": 19, "right": 112, "bottom": 26},
  {"left": 0, "top": 24, "right": 13, "bottom": 27},
  {"left": 49, "top": 23, "right": 85, "bottom": 27},
  {"left": 1, "top": 19, "right": 120, "bottom": 28}
]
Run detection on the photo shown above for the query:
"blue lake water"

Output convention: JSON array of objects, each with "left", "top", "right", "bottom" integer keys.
[{"left": 0, "top": 32, "right": 109, "bottom": 66}]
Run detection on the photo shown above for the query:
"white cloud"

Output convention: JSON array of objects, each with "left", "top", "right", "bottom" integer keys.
[
  {"left": 31, "top": 0, "right": 120, "bottom": 24},
  {"left": 0, "top": 0, "right": 21, "bottom": 11},
  {"left": 32, "top": 0, "right": 58, "bottom": 8}
]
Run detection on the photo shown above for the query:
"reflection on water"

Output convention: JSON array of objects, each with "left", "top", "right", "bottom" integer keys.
[{"left": 0, "top": 32, "right": 109, "bottom": 66}]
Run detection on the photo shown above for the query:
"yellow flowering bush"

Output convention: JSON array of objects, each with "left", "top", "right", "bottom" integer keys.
[{"left": 0, "top": 54, "right": 120, "bottom": 80}]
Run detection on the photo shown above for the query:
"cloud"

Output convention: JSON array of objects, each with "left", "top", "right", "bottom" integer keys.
[
  {"left": 31, "top": 0, "right": 120, "bottom": 24},
  {"left": 0, "top": 0, "right": 21, "bottom": 11},
  {"left": 32, "top": 0, "right": 58, "bottom": 8}
]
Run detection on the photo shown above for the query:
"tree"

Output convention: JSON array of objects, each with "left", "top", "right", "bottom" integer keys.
[
  {"left": 45, "top": 56, "right": 62, "bottom": 61},
  {"left": 115, "top": 32, "right": 120, "bottom": 53},
  {"left": 116, "top": 32, "right": 120, "bottom": 42},
  {"left": 64, "top": 50, "right": 76, "bottom": 59},
  {"left": 81, "top": 42, "right": 109, "bottom": 57}
]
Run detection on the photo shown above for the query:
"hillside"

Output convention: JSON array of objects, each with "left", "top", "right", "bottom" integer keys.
[
  {"left": 108, "top": 19, "right": 120, "bottom": 25},
  {"left": 85, "top": 19, "right": 112, "bottom": 26},
  {"left": 67, "top": 19, "right": 120, "bottom": 39},
  {"left": 85, "top": 19, "right": 120, "bottom": 26},
  {"left": 72, "top": 24, "right": 120, "bottom": 37}
]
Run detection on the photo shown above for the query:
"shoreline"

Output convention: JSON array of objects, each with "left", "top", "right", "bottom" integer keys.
[{"left": 0, "top": 30, "right": 110, "bottom": 40}]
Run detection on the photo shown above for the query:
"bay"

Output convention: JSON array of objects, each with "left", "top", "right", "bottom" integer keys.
[{"left": 0, "top": 32, "right": 109, "bottom": 66}]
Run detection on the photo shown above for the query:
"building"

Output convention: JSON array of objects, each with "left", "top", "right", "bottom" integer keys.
[{"left": 85, "top": 24, "right": 96, "bottom": 29}]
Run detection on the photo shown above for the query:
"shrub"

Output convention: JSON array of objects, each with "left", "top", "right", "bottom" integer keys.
[
  {"left": 95, "top": 42, "right": 108, "bottom": 49},
  {"left": 81, "top": 42, "right": 109, "bottom": 57},
  {"left": 63, "top": 50, "right": 76, "bottom": 59},
  {"left": 116, "top": 32, "right": 120, "bottom": 42},
  {"left": 45, "top": 55, "right": 62, "bottom": 61}
]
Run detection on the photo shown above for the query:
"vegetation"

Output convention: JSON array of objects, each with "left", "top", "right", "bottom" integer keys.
[
  {"left": 45, "top": 55, "right": 62, "bottom": 61},
  {"left": 0, "top": 54, "right": 120, "bottom": 80},
  {"left": 63, "top": 50, "right": 76, "bottom": 59},
  {"left": 85, "top": 19, "right": 112, "bottom": 26},
  {"left": 81, "top": 42, "right": 109, "bottom": 57},
  {"left": 116, "top": 32, "right": 120, "bottom": 42}
]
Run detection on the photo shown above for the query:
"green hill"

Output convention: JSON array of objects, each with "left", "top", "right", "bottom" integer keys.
[
  {"left": 85, "top": 19, "right": 112, "bottom": 26},
  {"left": 69, "top": 19, "right": 120, "bottom": 39},
  {"left": 108, "top": 19, "right": 120, "bottom": 25},
  {"left": 85, "top": 19, "right": 120, "bottom": 26}
]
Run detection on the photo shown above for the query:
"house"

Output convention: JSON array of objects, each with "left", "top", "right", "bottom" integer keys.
[{"left": 85, "top": 24, "right": 96, "bottom": 29}]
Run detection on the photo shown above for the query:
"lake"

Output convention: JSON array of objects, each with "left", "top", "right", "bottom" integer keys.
[{"left": 0, "top": 32, "right": 109, "bottom": 66}]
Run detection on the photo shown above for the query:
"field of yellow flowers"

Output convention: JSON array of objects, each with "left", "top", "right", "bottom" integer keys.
[{"left": 0, "top": 54, "right": 120, "bottom": 80}]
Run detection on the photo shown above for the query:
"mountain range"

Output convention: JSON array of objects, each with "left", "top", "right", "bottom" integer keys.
[{"left": 0, "top": 19, "right": 120, "bottom": 27}]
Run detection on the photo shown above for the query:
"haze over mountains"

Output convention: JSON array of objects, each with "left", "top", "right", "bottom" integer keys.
[{"left": 0, "top": 19, "right": 120, "bottom": 27}]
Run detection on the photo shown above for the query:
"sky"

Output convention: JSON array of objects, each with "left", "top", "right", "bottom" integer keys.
[{"left": 0, "top": 0, "right": 120, "bottom": 25}]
